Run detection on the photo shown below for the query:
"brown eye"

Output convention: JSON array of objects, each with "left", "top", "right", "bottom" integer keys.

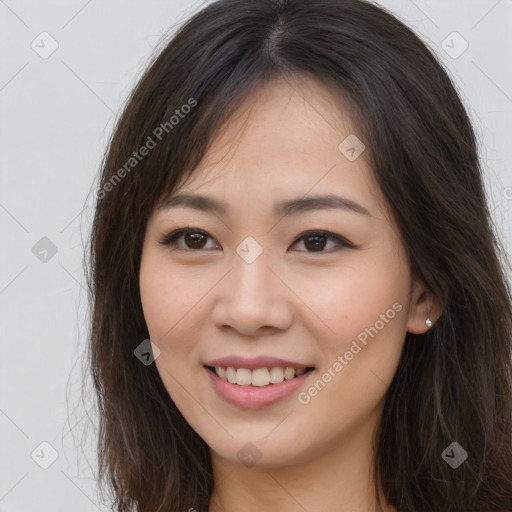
[
  {"left": 183, "top": 232, "right": 208, "bottom": 249},
  {"left": 159, "top": 228, "right": 219, "bottom": 251},
  {"left": 291, "top": 230, "right": 353, "bottom": 253},
  {"left": 159, "top": 228, "right": 353, "bottom": 253},
  {"left": 298, "top": 233, "right": 330, "bottom": 252}
]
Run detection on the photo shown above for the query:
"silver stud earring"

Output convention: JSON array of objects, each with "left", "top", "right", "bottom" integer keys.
[{"left": 425, "top": 317, "right": 432, "bottom": 328}]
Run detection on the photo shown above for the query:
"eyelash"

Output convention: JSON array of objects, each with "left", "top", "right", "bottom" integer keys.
[{"left": 158, "top": 227, "right": 354, "bottom": 253}]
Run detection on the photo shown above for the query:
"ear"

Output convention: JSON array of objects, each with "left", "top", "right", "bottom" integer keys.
[{"left": 406, "top": 278, "right": 443, "bottom": 334}]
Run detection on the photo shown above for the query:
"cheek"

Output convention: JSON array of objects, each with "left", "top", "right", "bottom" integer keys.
[
  {"left": 293, "top": 272, "right": 407, "bottom": 432},
  {"left": 139, "top": 269, "right": 173, "bottom": 340},
  {"left": 139, "top": 250, "right": 200, "bottom": 341},
  {"left": 139, "top": 255, "right": 205, "bottom": 397},
  {"left": 289, "top": 255, "right": 409, "bottom": 344},
  {"left": 291, "top": 252, "right": 410, "bottom": 407},
  {"left": 139, "top": 250, "right": 223, "bottom": 382}
]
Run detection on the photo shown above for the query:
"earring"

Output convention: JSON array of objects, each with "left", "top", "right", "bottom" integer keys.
[{"left": 425, "top": 317, "right": 432, "bottom": 328}]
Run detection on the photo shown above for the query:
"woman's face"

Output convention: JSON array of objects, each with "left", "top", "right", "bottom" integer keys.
[{"left": 139, "top": 76, "right": 431, "bottom": 468}]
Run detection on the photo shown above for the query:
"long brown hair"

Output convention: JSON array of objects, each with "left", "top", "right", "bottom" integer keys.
[{"left": 85, "top": 1, "right": 512, "bottom": 510}]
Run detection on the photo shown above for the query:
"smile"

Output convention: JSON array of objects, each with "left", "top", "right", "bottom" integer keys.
[
  {"left": 208, "top": 366, "right": 313, "bottom": 386},
  {"left": 204, "top": 365, "right": 315, "bottom": 409}
]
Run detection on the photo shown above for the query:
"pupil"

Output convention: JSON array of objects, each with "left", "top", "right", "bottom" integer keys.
[
  {"left": 305, "top": 235, "right": 326, "bottom": 251},
  {"left": 186, "top": 233, "right": 206, "bottom": 249}
]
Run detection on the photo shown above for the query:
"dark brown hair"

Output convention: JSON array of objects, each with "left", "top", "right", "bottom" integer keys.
[{"left": 85, "top": 1, "right": 512, "bottom": 510}]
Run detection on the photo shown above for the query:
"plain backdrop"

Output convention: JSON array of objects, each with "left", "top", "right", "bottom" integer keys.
[{"left": 1, "top": 1, "right": 511, "bottom": 510}]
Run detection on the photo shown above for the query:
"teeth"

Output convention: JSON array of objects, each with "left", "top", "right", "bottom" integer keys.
[
  {"left": 252, "top": 368, "right": 270, "bottom": 387},
  {"left": 214, "top": 366, "right": 310, "bottom": 386},
  {"left": 269, "top": 367, "right": 284, "bottom": 384},
  {"left": 284, "top": 367, "right": 295, "bottom": 380},
  {"left": 226, "top": 367, "right": 237, "bottom": 384},
  {"left": 236, "top": 368, "right": 252, "bottom": 386}
]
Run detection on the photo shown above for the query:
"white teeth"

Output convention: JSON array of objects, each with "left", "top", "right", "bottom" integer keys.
[
  {"left": 236, "top": 368, "right": 252, "bottom": 386},
  {"left": 214, "top": 366, "right": 310, "bottom": 386},
  {"left": 251, "top": 368, "right": 270, "bottom": 387},
  {"left": 269, "top": 367, "right": 284, "bottom": 384},
  {"left": 284, "top": 367, "right": 295, "bottom": 380},
  {"left": 226, "top": 367, "right": 237, "bottom": 384}
]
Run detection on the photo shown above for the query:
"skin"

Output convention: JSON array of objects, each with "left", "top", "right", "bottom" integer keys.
[{"left": 139, "top": 75, "right": 442, "bottom": 512}]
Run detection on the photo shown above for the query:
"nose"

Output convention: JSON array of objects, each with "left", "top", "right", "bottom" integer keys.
[{"left": 210, "top": 251, "right": 294, "bottom": 337}]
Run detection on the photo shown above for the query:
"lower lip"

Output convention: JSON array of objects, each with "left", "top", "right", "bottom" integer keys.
[{"left": 205, "top": 367, "right": 314, "bottom": 409}]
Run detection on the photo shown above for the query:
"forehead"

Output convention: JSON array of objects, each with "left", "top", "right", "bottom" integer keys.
[{"left": 159, "top": 76, "right": 389, "bottom": 222}]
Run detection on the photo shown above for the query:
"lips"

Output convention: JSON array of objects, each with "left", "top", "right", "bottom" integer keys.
[
  {"left": 203, "top": 355, "right": 315, "bottom": 408},
  {"left": 205, "top": 365, "right": 314, "bottom": 409},
  {"left": 204, "top": 355, "right": 313, "bottom": 370}
]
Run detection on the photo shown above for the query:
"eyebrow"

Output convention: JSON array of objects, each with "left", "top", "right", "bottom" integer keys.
[{"left": 156, "top": 192, "right": 372, "bottom": 218}]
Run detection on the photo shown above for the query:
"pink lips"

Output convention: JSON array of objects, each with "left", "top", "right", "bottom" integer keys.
[
  {"left": 204, "top": 356, "right": 314, "bottom": 409},
  {"left": 204, "top": 355, "right": 311, "bottom": 370}
]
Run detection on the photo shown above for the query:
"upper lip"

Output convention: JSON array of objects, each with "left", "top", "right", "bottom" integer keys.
[{"left": 204, "top": 356, "right": 314, "bottom": 370}]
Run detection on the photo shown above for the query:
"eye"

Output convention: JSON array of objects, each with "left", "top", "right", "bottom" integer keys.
[
  {"left": 158, "top": 228, "right": 353, "bottom": 253},
  {"left": 291, "top": 230, "right": 353, "bottom": 252},
  {"left": 159, "top": 227, "right": 219, "bottom": 251}
]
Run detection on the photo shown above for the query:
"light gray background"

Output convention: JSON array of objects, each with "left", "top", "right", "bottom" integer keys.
[{"left": 1, "top": 1, "right": 511, "bottom": 510}]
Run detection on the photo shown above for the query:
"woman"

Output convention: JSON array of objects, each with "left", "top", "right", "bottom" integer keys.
[{"left": 86, "top": 1, "right": 512, "bottom": 511}]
